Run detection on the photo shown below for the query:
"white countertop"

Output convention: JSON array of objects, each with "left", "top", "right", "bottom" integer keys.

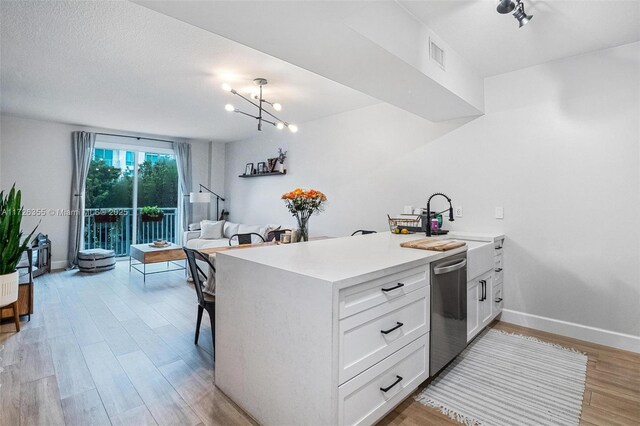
[{"left": 217, "top": 232, "right": 467, "bottom": 284}]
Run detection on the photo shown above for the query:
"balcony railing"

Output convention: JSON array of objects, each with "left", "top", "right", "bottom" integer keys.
[{"left": 83, "top": 207, "right": 178, "bottom": 256}]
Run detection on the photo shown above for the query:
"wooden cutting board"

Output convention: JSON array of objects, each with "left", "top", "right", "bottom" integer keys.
[{"left": 400, "top": 239, "right": 466, "bottom": 252}]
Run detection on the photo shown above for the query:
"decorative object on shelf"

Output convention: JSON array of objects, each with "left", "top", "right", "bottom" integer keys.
[
  {"left": 140, "top": 206, "right": 164, "bottom": 222},
  {"left": 277, "top": 148, "right": 287, "bottom": 173},
  {"left": 243, "top": 163, "right": 254, "bottom": 176},
  {"left": 281, "top": 188, "right": 327, "bottom": 242},
  {"left": 189, "top": 184, "right": 226, "bottom": 220},
  {"left": 496, "top": 0, "right": 533, "bottom": 28},
  {"left": 222, "top": 78, "right": 298, "bottom": 132},
  {"left": 257, "top": 162, "right": 266, "bottom": 174},
  {"left": 267, "top": 158, "right": 278, "bottom": 173},
  {"left": 0, "top": 184, "right": 38, "bottom": 332}
]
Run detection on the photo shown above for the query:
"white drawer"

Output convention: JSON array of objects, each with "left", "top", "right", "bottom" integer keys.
[
  {"left": 339, "top": 287, "right": 429, "bottom": 384},
  {"left": 494, "top": 239, "right": 504, "bottom": 252},
  {"left": 493, "top": 283, "right": 504, "bottom": 313},
  {"left": 494, "top": 254, "right": 503, "bottom": 270},
  {"left": 338, "top": 334, "right": 429, "bottom": 426},
  {"left": 494, "top": 268, "right": 503, "bottom": 285},
  {"left": 339, "top": 263, "right": 428, "bottom": 319}
]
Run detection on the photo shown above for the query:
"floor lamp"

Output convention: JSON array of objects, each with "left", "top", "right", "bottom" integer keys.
[{"left": 189, "top": 184, "right": 225, "bottom": 220}]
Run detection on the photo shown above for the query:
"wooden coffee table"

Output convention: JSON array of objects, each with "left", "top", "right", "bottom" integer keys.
[
  {"left": 129, "top": 243, "right": 187, "bottom": 282},
  {"left": 129, "top": 240, "right": 303, "bottom": 282}
]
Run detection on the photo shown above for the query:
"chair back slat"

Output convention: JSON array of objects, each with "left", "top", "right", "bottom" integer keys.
[{"left": 229, "top": 233, "right": 266, "bottom": 246}]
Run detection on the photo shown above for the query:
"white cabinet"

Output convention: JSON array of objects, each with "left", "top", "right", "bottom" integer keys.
[
  {"left": 466, "top": 279, "right": 481, "bottom": 341},
  {"left": 466, "top": 237, "right": 504, "bottom": 342},
  {"left": 467, "top": 270, "right": 493, "bottom": 342},
  {"left": 479, "top": 271, "right": 494, "bottom": 326},
  {"left": 338, "top": 334, "right": 429, "bottom": 426}
]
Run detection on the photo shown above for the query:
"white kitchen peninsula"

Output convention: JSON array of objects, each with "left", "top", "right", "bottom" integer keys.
[{"left": 214, "top": 232, "right": 502, "bottom": 426}]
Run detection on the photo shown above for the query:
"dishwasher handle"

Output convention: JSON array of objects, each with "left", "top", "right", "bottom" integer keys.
[{"left": 433, "top": 259, "right": 467, "bottom": 275}]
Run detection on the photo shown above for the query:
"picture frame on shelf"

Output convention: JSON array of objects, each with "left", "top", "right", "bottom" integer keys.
[
  {"left": 267, "top": 158, "right": 278, "bottom": 173},
  {"left": 257, "top": 162, "right": 266, "bottom": 174},
  {"left": 244, "top": 163, "right": 254, "bottom": 175}
]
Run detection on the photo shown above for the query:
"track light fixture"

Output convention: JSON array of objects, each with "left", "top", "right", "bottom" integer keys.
[
  {"left": 222, "top": 78, "right": 298, "bottom": 132},
  {"left": 497, "top": 0, "right": 533, "bottom": 28}
]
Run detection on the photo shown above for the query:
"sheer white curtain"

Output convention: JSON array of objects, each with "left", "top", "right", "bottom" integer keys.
[
  {"left": 68, "top": 131, "right": 95, "bottom": 268},
  {"left": 173, "top": 142, "right": 192, "bottom": 243}
]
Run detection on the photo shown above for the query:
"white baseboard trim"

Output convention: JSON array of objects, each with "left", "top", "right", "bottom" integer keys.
[
  {"left": 501, "top": 309, "right": 640, "bottom": 353},
  {"left": 51, "top": 260, "right": 68, "bottom": 271}
]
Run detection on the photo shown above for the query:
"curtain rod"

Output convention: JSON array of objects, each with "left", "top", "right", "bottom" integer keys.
[{"left": 95, "top": 132, "right": 175, "bottom": 144}]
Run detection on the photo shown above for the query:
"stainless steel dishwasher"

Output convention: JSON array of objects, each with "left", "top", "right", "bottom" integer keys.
[{"left": 430, "top": 252, "right": 467, "bottom": 376}]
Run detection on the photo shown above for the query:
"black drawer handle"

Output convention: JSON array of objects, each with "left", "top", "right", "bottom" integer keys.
[
  {"left": 381, "top": 283, "right": 404, "bottom": 293},
  {"left": 495, "top": 297, "right": 503, "bottom": 303},
  {"left": 381, "top": 322, "right": 404, "bottom": 335},
  {"left": 496, "top": 245, "right": 503, "bottom": 250},
  {"left": 495, "top": 268, "right": 503, "bottom": 272},
  {"left": 380, "top": 375, "right": 403, "bottom": 392}
]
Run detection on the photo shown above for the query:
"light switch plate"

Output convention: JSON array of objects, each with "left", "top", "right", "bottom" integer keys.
[
  {"left": 495, "top": 207, "right": 504, "bottom": 219},
  {"left": 455, "top": 206, "right": 463, "bottom": 217}
]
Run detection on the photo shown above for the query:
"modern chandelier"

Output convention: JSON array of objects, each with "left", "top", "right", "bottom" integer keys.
[{"left": 222, "top": 78, "right": 298, "bottom": 133}]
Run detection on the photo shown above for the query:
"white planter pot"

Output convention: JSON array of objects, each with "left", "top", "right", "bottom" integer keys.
[
  {"left": 279, "top": 163, "right": 285, "bottom": 173},
  {"left": 0, "top": 271, "right": 19, "bottom": 307}
]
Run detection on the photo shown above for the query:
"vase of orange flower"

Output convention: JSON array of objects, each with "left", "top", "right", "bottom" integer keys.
[{"left": 281, "top": 188, "right": 327, "bottom": 242}]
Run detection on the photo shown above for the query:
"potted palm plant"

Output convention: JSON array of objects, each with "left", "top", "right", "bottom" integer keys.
[
  {"left": 0, "top": 185, "right": 37, "bottom": 298},
  {"left": 140, "top": 205, "right": 164, "bottom": 222}
]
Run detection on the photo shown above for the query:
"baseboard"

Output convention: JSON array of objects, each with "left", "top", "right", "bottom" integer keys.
[
  {"left": 501, "top": 309, "right": 640, "bottom": 353},
  {"left": 51, "top": 260, "right": 68, "bottom": 271}
]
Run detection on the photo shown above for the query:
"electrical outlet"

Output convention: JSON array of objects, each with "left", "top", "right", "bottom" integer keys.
[
  {"left": 455, "top": 206, "right": 463, "bottom": 217},
  {"left": 495, "top": 207, "right": 504, "bottom": 219}
]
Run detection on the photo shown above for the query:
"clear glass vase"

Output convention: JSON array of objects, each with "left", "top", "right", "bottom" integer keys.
[{"left": 296, "top": 215, "right": 309, "bottom": 242}]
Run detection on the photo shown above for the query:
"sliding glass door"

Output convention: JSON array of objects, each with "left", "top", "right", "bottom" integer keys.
[{"left": 84, "top": 144, "right": 178, "bottom": 256}]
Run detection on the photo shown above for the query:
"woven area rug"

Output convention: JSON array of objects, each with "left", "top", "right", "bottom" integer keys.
[{"left": 416, "top": 329, "right": 588, "bottom": 426}]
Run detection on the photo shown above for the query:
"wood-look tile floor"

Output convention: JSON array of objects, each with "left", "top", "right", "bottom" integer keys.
[{"left": 1, "top": 263, "right": 638, "bottom": 426}]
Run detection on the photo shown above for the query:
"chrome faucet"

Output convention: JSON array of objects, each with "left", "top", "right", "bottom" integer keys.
[{"left": 424, "top": 192, "right": 455, "bottom": 236}]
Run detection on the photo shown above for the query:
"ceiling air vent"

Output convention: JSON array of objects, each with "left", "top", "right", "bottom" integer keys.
[{"left": 429, "top": 38, "right": 445, "bottom": 70}]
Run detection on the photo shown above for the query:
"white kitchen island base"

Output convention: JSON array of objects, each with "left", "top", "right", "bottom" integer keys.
[{"left": 215, "top": 233, "right": 466, "bottom": 426}]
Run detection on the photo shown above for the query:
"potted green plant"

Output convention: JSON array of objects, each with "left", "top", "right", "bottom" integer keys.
[
  {"left": 93, "top": 209, "right": 120, "bottom": 223},
  {"left": 140, "top": 206, "right": 164, "bottom": 222},
  {"left": 0, "top": 185, "right": 37, "bottom": 299}
]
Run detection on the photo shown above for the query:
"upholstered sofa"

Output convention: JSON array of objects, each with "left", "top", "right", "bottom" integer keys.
[{"left": 183, "top": 220, "right": 280, "bottom": 250}]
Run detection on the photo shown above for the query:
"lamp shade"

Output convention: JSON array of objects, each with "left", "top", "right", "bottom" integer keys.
[{"left": 190, "top": 192, "right": 211, "bottom": 203}]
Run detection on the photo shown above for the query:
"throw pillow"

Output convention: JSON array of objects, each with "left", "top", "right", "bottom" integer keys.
[
  {"left": 238, "top": 224, "right": 264, "bottom": 243},
  {"left": 200, "top": 220, "right": 224, "bottom": 240},
  {"left": 223, "top": 221, "right": 240, "bottom": 239}
]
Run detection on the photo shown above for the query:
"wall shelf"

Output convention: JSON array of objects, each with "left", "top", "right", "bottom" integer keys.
[{"left": 239, "top": 171, "right": 287, "bottom": 178}]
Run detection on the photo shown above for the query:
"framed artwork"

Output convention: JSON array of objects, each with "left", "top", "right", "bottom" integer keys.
[
  {"left": 267, "top": 158, "right": 278, "bottom": 172},
  {"left": 244, "top": 163, "right": 254, "bottom": 175},
  {"left": 257, "top": 162, "right": 266, "bottom": 174}
]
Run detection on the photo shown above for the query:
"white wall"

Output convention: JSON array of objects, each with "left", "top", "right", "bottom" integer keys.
[
  {"left": 0, "top": 115, "right": 218, "bottom": 268},
  {"left": 225, "top": 42, "right": 640, "bottom": 345}
]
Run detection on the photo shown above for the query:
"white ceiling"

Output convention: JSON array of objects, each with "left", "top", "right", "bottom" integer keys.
[
  {"left": 0, "top": 1, "right": 377, "bottom": 142},
  {"left": 399, "top": 0, "right": 640, "bottom": 77}
]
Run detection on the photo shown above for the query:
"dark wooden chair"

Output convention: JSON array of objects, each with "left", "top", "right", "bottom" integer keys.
[
  {"left": 229, "top": 233, "right": 266, "bottom": 246},
  {"left": 183, "top": 247, "right": 215, "bottom": 351},
  {"left": 351, "top": 230, "right": 377, "bottom": 236}
]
